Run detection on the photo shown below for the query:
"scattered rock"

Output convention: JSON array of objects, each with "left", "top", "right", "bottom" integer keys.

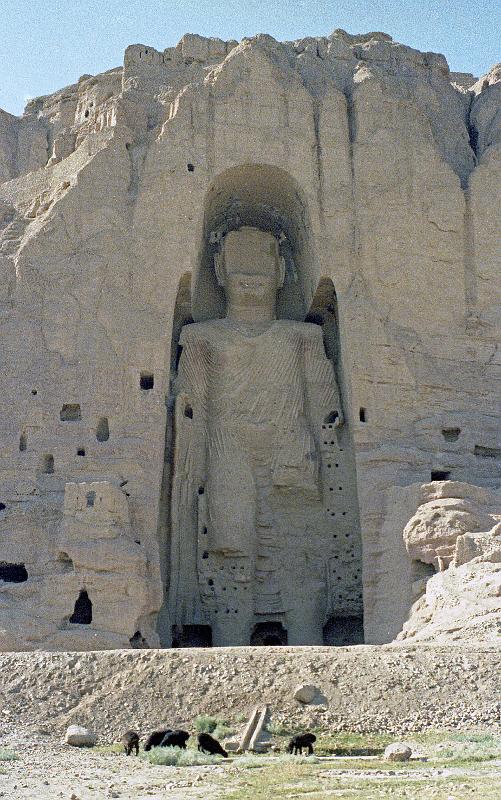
[
  {"left": 64, "top": 725, "right": 97, "bottom": 747},
  {"left": 224, "top": 740, "right": 240, "bottom": 751},
  {"left": 384, "top": 742, "right": 412, "bottom": 761},
  {"left": 293, "top": 684, "right": 318, "bottom": 704}
]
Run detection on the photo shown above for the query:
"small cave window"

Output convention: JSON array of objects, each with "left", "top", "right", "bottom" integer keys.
[
  {"left": 140, "top": 372, "right": 154, "bottom": 391},
  {"left": 77, "top": 448, "right": 85, "bottom": 457},
  {"left": 324, "top": 411, "right": 339, "bottom": 425},
  {"left": 31, "top": 389, "right": 38, "bottom": 396},
  {"left": 187, "top": 163, "right": 195, "bottom": 172},
  {"left": 86, "top": 491, "right": 96, "bottom": 507},
  {"left": 69, "top": 590, "right": 92, "bottom": 624},
  {"left": 84, "top": 109, "right": 89, "bottom": 118},
  {"left": 250, "top": 621, "right": 288, "bottom": 646},
  {"left": 431, "top": 470, "right": 450, "bottom": 481},
  {"left": 171, "top": 624, "right": 212, "bottom": 648},
  {"left": 60, "top": 403, "right": 82, "bottom": 422},
  {"left": 42, "top": 454, "right": 54, "bottom": 474},
  {"left": 129, "top": 630, "right": 148, "bottom": 649},
  {"left": 96, "top": 417, "right": 109, "bottom": 442},
  {"left": 0, "top": 562, "right": 28, "bottom": 582},
  {"left": 19, "top": 432, "right": 27, "bottom": 452},
  {"left": 0, "top": 503, "right": 5, "bottom": 511},
  {"left": 57, "top": 552, "right": 74, "bottom": 572},
  {"left": 323, "top": 615, "right": 364, "bottom": 646},
  {"left": 474, "top": 445, "right": 501, "bottom": 458},
  {"left": 184, "top": 405, "right": 193, "bottom": 419},
  {"left": 442, "top": 428, "right": 460, "bottom": 442},
  {"left": 359, "top": 407, "right": 367, "bottom": 423}
]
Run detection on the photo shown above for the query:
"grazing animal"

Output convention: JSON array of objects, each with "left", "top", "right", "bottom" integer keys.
[
  {"left": 197, "top": 732, "right": 228, "bottom": 758},
  {"left": 144, "top": 728, "right": 172, "bottom": 751},
  {"left": 287, "top": 733, "right": 316, "bottom": 755},
  {"left": 122, "top": 729, "right": 140, "bottom": 756},
  {"left": 160, "top": 729, "right": 190, "bottom": 749}
]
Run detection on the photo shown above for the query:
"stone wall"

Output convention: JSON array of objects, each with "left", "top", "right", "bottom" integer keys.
[{"left": 0, "top": 30, "right": 500, "bottom": 649}]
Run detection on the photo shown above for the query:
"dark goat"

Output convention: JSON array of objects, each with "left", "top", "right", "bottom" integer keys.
[
  {"left": 144, "top": 728, "right": 172, "bottom": 751},
  {"left": 287, "top": 733, "right": 316, "bottom": 755},
  {"left": 160, "top": 729, "right": 190, "bottom": 749},
  {"left": 197, "top": 732, "right": 228, "bottom": 757},
  {"left": 122, "top": 729, "right": 139, "bottom": 756}
]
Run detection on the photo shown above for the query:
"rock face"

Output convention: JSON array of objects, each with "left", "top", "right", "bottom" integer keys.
[
  {"left": 0, "top": 30, "right": 500, "bottom": 649},
  {"left": 397, "top": 482, "right": 501, "bottom": 643}
]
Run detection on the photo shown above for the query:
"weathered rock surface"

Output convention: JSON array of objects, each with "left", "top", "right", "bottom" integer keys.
[{"left": 0, "top": 29, "right": 500, "bottom": 649}]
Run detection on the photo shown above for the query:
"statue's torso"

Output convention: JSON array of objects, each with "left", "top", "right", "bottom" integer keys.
[{"left": 180, "top": 319, "right": 315, "bottom": 432}]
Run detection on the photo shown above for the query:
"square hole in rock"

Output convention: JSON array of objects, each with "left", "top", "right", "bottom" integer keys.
[
  {"left": 140, "top": 372, "right": 154, "bottom": 390},
  {"left": 60, "top": 403, "right": 81, "bottom": 421}
]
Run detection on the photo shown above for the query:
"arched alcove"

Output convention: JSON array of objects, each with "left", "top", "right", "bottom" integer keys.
[
  {"left": 69, "top": 589, "right": 92, "bottom": 625},
  {"left": 192, "top": 164, "right": 319, "bottom": 322},
  {"left": 157, "top": 168, "right": 364, "bottom": 649},
  {"left": 250, "top": 621, "right": 288, "bottom": 646}
]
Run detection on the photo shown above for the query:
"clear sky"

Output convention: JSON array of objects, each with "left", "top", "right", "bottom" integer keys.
[{"left": 1, "top": 0, "right": 499, "bottom": 116}]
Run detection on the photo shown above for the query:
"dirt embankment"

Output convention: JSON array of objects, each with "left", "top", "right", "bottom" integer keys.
[{"left": 0, "top": 645, "right": 499, "bottom": 743}]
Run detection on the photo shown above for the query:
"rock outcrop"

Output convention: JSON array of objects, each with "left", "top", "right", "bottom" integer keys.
[{"left": 397, "top": 482, "right": 501, "bottom": 643}]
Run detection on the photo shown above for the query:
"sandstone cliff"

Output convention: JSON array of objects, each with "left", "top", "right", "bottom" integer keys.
[{"left": 0, "top": 31, "right": 499, "bottom": 649}]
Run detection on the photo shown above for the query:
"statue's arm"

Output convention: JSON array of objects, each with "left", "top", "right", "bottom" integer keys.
[
  {"left": 302, "top": 325, "right": 344, "bottom": 441},
  {"left": 174, "top": 327, "right": 209, "bottom": 480},
  {"left": 169, "top": 327, "right": 209, "bottom": 624}
]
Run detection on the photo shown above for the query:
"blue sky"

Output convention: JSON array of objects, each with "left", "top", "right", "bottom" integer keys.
[{"left": 1, "top": 0, "right": 499, "bottom": 116}]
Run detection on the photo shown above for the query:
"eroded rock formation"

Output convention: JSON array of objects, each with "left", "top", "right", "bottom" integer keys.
[
  {"left": 397, "top": 482, "right": 501, "bottom": 642},
  {"left": 0, "top": 30, "right": 500, "bottom": 649}
]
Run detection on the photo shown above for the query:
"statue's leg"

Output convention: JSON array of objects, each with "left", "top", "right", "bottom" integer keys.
[
  {"left": 206, "top": 446, "right": 256, "bottom": 646},
  {"left": 286, "top": 586, "right": 324, "bottom": 645}
]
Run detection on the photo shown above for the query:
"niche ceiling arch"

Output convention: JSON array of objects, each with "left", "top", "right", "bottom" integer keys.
[{"left": 192, "top": 163, "right": 319, "bottom": 322}]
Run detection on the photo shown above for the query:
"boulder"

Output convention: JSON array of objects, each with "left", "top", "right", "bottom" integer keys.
[
  {"left": 384, "top": 742, "right": 412, "bottom": 761},
  {"left": 64, "top": 725, "right": 97, "bottom": 747},
  {"left": 293, "top": 683, "right": 318, "bottom": 704}
]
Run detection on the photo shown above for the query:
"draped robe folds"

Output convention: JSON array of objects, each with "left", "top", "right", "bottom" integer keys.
[{"left": 169, "top": 318, "right": 342, "bottom": 628}]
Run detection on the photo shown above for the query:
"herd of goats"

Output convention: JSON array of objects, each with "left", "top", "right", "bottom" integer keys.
[{"left": 121, "top": 728, "right": 317, "bottom": 758}]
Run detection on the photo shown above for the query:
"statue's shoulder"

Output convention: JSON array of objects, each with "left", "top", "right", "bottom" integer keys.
[
  {"left": 274, "top": 319, "right": 323, "bottom": 340},
  {"left": 179, "top": 319, "right": 223, "bottom": 345}
]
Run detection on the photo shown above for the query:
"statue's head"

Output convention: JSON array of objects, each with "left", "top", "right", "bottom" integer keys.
[{"left": 214, "top": 227, "right": 285, "bottom": 308}]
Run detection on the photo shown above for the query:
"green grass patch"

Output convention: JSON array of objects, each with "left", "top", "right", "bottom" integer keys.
[
  {"left": 141, "top": 745, "right": 223, "bottom": 766},
  {"left": 313, "top": 731, "right": 392, "bottom": 756},
  {"left": 0, "top": 749, "right": 18, "bottom": 761},
  {"left": 194, "top": 714, "right": 234, "bottom": 739},
  {"left": 222, "top": 759, "right": 501, "bottom": 800},
  {"left": 265, "top": 720, "right": 294, "bottom": 737},
  {"left": 93, "top": 743, "right": 124, "bottom": 755}
]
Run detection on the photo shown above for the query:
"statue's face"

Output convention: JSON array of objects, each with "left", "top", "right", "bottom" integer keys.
[{"left": 226, "top": 272, "right": 277, "bottom": 307}]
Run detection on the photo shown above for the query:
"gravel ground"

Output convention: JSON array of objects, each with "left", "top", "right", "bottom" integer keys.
[{"left": 1, "top": 739, "right": 501, "bottom": 800}]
